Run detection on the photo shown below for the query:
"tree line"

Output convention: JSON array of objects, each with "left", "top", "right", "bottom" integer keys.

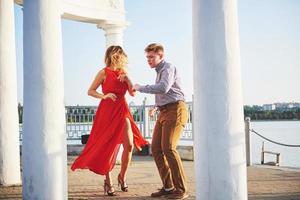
[{"left": 244, "top": 106, "right": 300, "bottom": 120}]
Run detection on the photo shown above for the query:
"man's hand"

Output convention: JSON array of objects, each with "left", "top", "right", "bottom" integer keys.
[
  {"left": 149, "top": 107, "right": 157, "bottom": 117},
  {"left": 133, "top": 84, "right": 141, "bottom": 91}
]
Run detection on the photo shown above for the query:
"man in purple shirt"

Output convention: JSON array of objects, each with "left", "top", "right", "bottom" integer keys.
[{"left": 133, "top": 43, "right": 189, "bottom": 199}]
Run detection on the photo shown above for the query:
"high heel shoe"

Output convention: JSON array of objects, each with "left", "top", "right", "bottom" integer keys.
[
  {"left": 104, "top": 179, "right": 117, "bottom": 196},
  {"left": 117, "top": 174, "right": 128, "bottom": 192}
]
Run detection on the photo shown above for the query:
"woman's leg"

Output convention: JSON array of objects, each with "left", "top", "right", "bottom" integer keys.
[
  {"left": 104, "top": 172, "right": 115, "bottom": 194},
  {"left": 119, "top": 118, "right": 134, "bottom": 181},
  {"left": 105, "top": 172, "right": 112, "bottom": 185}
]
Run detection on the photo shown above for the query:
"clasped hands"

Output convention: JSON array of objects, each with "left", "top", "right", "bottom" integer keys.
[
  {"left": 117, "top": 74, "right": 141, "bottom": 93},
  {"left": 116, "top": 75, "right": 156, "bottom": 116}
]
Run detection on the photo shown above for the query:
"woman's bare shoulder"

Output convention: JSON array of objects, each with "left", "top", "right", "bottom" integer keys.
[
  {"left": 92, "top": 68, "right": 106, "bottom": 82},
  {"left": 97, "top": 68, "right": 106, "bottom": 76}
]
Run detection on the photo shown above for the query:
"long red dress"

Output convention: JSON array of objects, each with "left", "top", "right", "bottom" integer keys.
[{"left": 71, "top": 67, "right": 148, "bottom": 175}]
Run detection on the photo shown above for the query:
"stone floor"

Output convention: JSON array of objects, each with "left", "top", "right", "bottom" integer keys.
[{"left": 1, "top": 155, "right": 300, "bottom": 199}]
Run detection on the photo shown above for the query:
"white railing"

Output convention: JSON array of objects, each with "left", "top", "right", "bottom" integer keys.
[{"left": 19, "top": 102, "right": 193, "bottom": 144}]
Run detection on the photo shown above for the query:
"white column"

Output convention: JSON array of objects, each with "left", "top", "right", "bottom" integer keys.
[
  {"left": 193, "top": 0, "right": 247, "bottom": 199},
  {"left": 22, "top": 0, "right": 67, "bottom": 199},
  {"left": 100, "top": 23, "right": 127, "bottom": 48},
  {"left": 0, "top": 0, "right": 21, "bottom": 186}
]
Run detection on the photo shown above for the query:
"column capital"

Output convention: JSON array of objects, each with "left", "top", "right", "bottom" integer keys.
[{"left": 97, "top": 21, "right": 128, "bottom": 33}]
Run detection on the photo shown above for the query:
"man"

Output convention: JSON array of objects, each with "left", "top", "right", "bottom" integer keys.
[{"left": 133, "top": 43, "right": 189, "bottom": 199}]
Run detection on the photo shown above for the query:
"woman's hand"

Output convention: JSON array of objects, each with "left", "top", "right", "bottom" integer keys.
[
  {"left": 131, "top": 90, "right": 136, "bottom": 97},
  {"left": 103, "top": 93, "right": 117, "bottom": 101}
]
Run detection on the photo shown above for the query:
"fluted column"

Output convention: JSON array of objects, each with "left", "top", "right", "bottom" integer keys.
[
  {"left": 193, "top": 0, "right": 247, "bottom": 199},
  {"left": 0, "top": 0, "right": 21, "bottom": 186},
  {"left": 100, "top": 23, "right": 127, "bottom": 48},
  {"left": 22, "top": 0, "right": 67, "bottom": 199}
]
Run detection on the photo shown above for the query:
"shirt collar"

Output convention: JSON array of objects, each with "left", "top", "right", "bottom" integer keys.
[{"left": 155, "top": 60, "right": 165, "bottom": 73}]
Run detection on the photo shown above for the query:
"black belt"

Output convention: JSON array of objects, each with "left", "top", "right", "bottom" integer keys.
[{"left": 158, "top": 100, "right": 184, "bottom": 111}]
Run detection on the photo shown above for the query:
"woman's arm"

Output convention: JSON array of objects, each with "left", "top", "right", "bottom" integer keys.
[
  {"left": 88, "top": 69, "right": 117, "bottom": 101},
  {"left": 118, "top": 73, "right": 135, "bottom": 96},
  {"left": 126, "top": 76, "right": 136, "bottom": 96}
]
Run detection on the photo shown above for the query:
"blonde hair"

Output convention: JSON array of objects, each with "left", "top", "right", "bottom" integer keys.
[
  {"left": 145, "top": 43, "right": 164, "bottom": 56},
  {"left": 104, "top": 45, "right": 128, "bottom": 72}
]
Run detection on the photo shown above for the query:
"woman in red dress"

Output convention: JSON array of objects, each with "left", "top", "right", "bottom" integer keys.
[{"left": 71, "top": 46, "right": 148, "bottom": 196}]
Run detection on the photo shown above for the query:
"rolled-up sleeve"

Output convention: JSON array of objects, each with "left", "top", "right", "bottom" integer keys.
[{"left": 138, "top": 66, "right": 175, "bottom": 94}]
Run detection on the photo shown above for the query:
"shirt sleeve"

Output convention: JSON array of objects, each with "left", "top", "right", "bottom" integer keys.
[{"left": 138, "top": 65, "right": 175, "bottom": 94}]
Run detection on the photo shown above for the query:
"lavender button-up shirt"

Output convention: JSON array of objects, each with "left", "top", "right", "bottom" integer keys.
[{"left": 138, "top": 60, "right": 185, "bottom": 107}]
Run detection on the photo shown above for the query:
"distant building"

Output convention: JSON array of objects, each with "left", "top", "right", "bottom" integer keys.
[
  {"left": 275, "top": 102, "right": 293, "bottom": 111},
  {"left": 273, "top": 102, "right": 300, "bottom": 111},
  {"left": 262, "top": 104, "right": 275, "bottom": 111},
  {"left": 291, "top": 102, "right": 300, "bottom": 109}
]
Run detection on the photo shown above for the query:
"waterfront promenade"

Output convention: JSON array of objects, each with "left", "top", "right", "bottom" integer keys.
[{"left": 1, "top": 155, "right": 300, "bottom": 199}]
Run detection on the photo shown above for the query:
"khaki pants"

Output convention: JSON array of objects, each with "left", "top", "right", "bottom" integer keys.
[{"left": 151, "top": 101, "right": 188, "bottom": 193}]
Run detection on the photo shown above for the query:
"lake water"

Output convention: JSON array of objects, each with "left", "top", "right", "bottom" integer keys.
[{"left": 250, "top": 121, "right": 300, "bottom": 168}]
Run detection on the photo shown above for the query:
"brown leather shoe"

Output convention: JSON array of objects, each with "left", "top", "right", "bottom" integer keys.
[
  {"left": 167, "top": 190, "right": 189, "bottom": 199},
  {"left": 151, "top": 188, "right": 175, "bottom": 198}
]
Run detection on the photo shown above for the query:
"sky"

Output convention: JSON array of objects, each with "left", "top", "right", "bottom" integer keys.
[{"left": 13, "top": 0, "right": 300, "bottom": 106}]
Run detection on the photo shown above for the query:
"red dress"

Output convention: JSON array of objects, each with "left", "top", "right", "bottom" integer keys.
[{"left": 71, "top": 67, "right": 148, "bottom": 175}]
